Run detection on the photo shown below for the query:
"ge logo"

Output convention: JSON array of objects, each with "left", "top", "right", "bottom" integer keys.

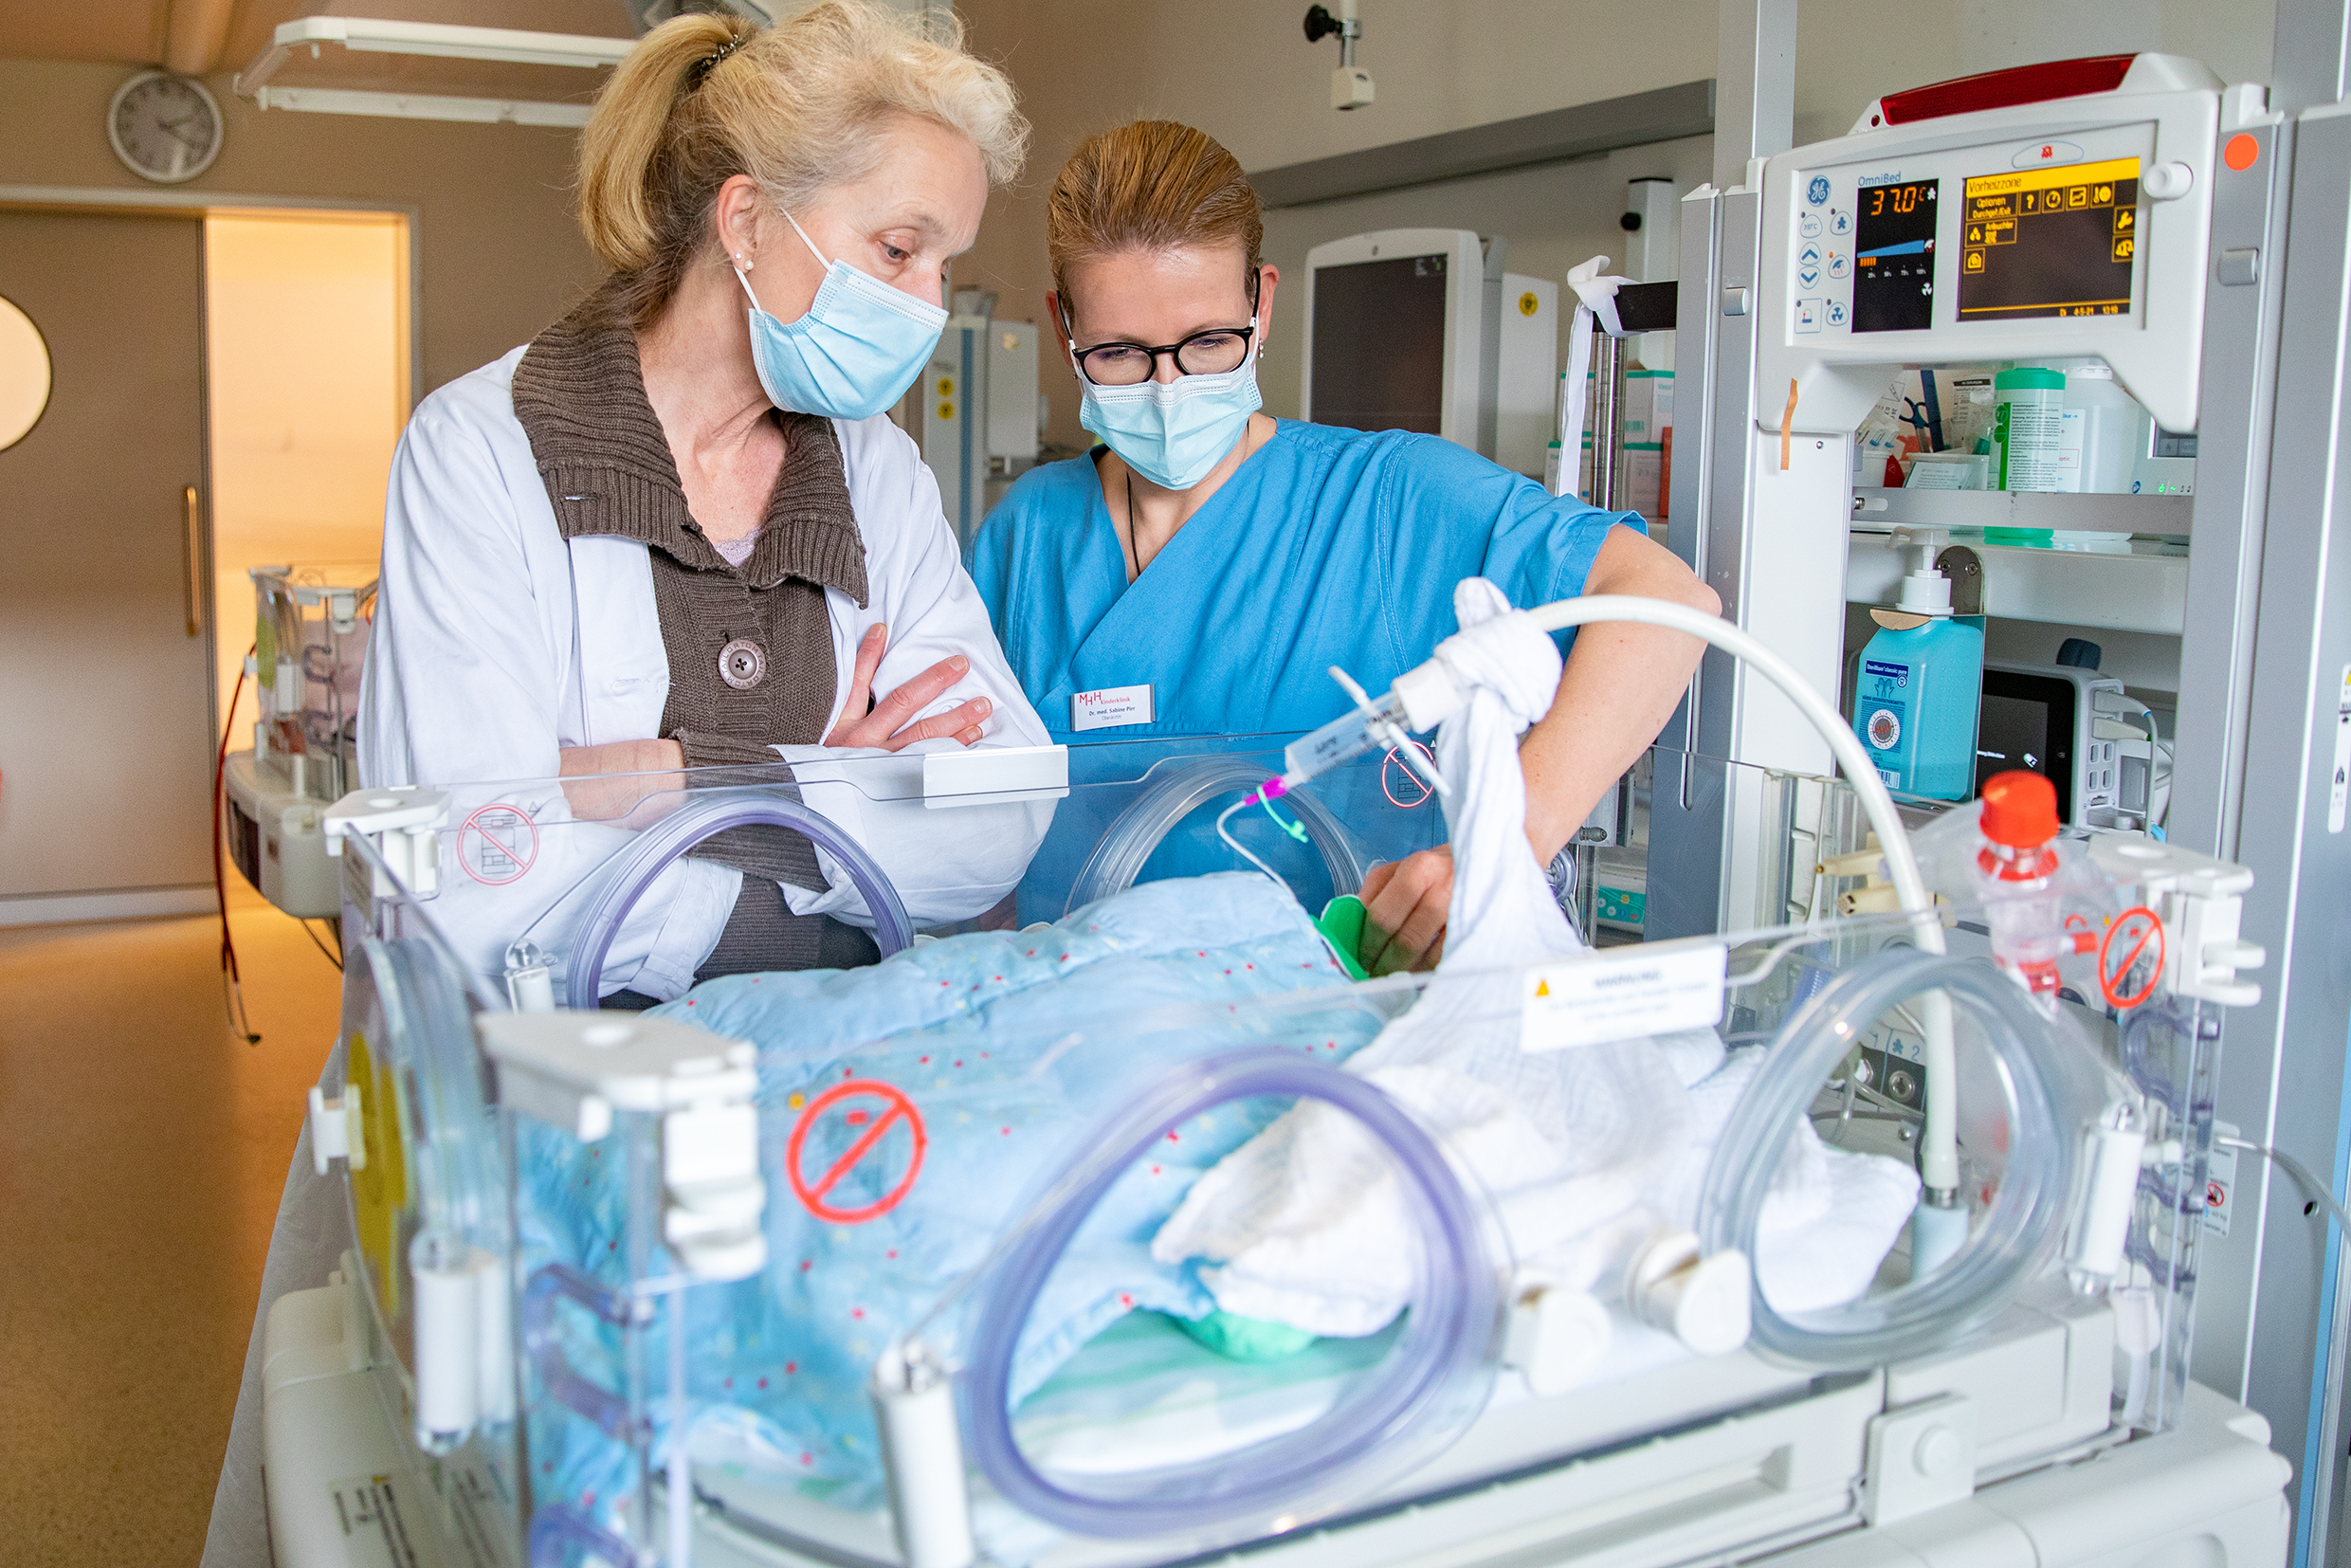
[{"left": 1807, "top": 175, "right": 1831, "bottom": 207}]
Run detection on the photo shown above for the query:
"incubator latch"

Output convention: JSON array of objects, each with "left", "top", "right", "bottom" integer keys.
[
  {"left": 307, "top": 1081, "right": 366, "bottom": 1176},
  {"left": 322, "top": 787, "right": 450, "bottom": 902},
  {"left": 1862, "top": 1392, "right": 1977, "bottom": 1525},
  {"left": 477, "top": 1012, "right": 768, "bottom": 1283}
]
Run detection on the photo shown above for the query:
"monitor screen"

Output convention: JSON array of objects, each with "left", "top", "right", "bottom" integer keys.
[
  {"left": 1959, "top": 156, "right": 2139, "bottom": 320},
  {"left": 1974, "top": 672, "right": 2078, "bottom": 817},
  {"left": 1310, "top": 254, "right": 1449, "bottom": 434},
  {"left": 1852, "top": 177, "right": 1939, "bottom": 334}
]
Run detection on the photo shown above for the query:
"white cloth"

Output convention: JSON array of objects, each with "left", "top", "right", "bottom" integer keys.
[
  {"left": 1155, "top": 579, "right": 1701, "bottom": 1332},
  {"left": 1153, "top": 577, "right": 1920, "bottom": 1340},
  {"left": 1552, "top": 256, "right": 1635, "bottom": 499},
  {"left": 358, "top": 347, "right": 1055, "bottom": 998}
]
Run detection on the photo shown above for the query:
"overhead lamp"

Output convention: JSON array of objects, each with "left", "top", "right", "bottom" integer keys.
[{"left": 234, "top": 16, "right": 635, "bottom": 127}]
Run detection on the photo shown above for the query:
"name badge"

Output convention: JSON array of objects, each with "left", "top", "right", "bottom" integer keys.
[{"left": 1070, "top": 684, "right": 1155, "bottom": 732}]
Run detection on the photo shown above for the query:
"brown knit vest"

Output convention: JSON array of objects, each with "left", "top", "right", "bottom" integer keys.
[{"left": 510, "top": 289, "right": 876, "bottom": 976}]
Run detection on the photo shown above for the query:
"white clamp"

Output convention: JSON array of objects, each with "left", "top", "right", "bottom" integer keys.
[
  {"left": 307, "top": 1081, "right": 367, "bottom": 1176},
  {"left": 477, "top": 1012, "right": 767, "bottom": 1282},
  {"left": 322, "top": 787, "right": 450, "bottom": 902},
  {"left": 2088, "top": 837, "right": 2265, "bottom": 1006}
]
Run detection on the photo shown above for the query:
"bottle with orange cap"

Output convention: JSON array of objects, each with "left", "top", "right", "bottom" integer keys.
[{"left": 1973, "top": 769, "right": 2074, "bottom": 1004}]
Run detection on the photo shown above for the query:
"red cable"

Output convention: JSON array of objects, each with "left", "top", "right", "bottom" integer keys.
[{"left": 214, "top": 647, "right": 260, "bottom": 1042}]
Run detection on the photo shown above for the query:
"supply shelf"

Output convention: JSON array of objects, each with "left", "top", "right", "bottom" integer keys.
[
  {"left": 1846, "top": 529, "right": 2189, "bottom": 636},
  {"left": 1850, "top": 487, "right": 2194, "bottom": 538}
]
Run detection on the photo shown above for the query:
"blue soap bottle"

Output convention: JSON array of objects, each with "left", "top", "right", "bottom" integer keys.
[{"left": 1852, "top": 527, "right": 1984, "bottom": 800}]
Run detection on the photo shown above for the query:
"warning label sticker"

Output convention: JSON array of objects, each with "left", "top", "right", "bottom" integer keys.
[{"left": 1521, "top": 942, "right": 1727, "bottom": 1052}]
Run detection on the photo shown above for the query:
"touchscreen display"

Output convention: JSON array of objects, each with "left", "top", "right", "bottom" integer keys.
[
  {"left": 1959, "top": 156, "right": 2140, "bottom": 320},
  {"left": 1853, "top": 178, "right": 1939, "bottom": 333},
  {"left": 1312, "top": 254, "right": 1448, "bottom": 433}
]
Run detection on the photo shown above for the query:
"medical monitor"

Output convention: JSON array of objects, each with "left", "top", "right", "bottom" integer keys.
[
  {"left": 1308, "top": 254, "right": 1449, "bottom": 434},
  {"left": 1752, "top": 52, "right": 2225, "bottom": 436},
  {"left": 1301, "top": 228, "right": 1489, "bottom": 452}
]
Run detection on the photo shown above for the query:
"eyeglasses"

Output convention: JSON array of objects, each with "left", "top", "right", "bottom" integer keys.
[{"left": 1069, "top": 320, "right": 1258, "bottom": 387}]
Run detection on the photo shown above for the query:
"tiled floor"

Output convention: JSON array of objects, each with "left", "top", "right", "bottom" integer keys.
[{"left": 0, "top": 884, "right": 343, "bottom": 1565}]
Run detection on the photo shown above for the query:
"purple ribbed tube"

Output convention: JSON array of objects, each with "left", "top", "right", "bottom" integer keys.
[
  {"left": 564, "top": 794, "right": 913, "bottom": 1011},
  {"left": 962, "top": 1048, "right": 1501, "bottom": 1540}
]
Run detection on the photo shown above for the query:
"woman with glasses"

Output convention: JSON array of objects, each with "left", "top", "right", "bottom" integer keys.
[{"left": 968, "top": 120, "right": 1719, "bottom": 973}]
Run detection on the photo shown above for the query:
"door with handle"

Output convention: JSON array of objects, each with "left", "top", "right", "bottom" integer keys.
[{"left": 0, "top": 210, "right": 214, "bottom": 913}]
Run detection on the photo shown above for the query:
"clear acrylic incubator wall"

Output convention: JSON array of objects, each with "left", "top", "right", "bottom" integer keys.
[
  {"left": 247, "top": 562, "right": 374, "bottom": 804},
  {"left": 298, "top": 727, "right": 2255, "bottom": 1568}
]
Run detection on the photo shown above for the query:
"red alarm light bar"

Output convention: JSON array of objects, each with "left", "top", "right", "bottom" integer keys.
[{"left": 1857, "top": 55, "right": 2141, "bottom": 131}]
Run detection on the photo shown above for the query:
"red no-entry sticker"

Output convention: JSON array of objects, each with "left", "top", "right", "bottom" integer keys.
[
  {"left": 2099, "top": 906, "right": 2166, "bottom": 1011},
  {"left": 458, "top": 803, "right": 538, "bottom": 886},
  {"left": 785, "top": 1079, "right": 926, "bottom": 1224},
  {"left": 1382, "top": 741, "right": 1437, "bottom": 809}
]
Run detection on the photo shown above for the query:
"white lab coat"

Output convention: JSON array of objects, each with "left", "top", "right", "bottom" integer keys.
[{"left": 358, "top": 346, "right": 1054, "bottom": 999}]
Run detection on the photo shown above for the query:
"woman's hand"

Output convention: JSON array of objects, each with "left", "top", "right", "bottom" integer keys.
[
  {"left": 825, "top": 623, "right": 993, "bottom": 751},
  {"left": 560, "top": 738, "right": 685, "bottom": 827},
  {"left": 1358, "top": 847, "right": 1454, "bottom": 975}
]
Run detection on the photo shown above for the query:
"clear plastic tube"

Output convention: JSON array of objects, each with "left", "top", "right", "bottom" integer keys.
[
  {"left": 960, "top": 1048, "right": 1503, "bottom": 1540},
  {"left": 1065, "top": 757, "right": 1370, "bottom": 915},
  {"left": 1699, "top": 951, "right": 2100, "bottom": 1364},
  {"left": 563, "top": 793, "right": 913, "bottom": 1010}
]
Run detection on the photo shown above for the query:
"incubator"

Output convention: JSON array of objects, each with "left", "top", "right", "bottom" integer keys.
[
  {"left": 224, "top": 562, "right": 377, "bottom": 918},
  {"left": 254, "top": 685, "right": 2277, "bottom": 1568}
]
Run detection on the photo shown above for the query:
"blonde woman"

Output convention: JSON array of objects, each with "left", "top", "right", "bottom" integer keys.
[
  {"left": 360, "top": 2, "right": 1049, "bottom": 998},
  {"left": 204, "top": 9, "right": 1038, "bottom": 1559},
  {"left": 971, "top": 120, "right": 1718, "bottom": 972}
]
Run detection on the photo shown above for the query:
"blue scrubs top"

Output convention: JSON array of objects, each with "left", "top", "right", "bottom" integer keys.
[{"left": 970, "top": 421, "right": 1638, "bottom": 738}]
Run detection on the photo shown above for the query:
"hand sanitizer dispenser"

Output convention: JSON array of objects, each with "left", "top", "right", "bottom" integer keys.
[{"left": 1852, "top": 528, "right": 1984, "bottom": 800}]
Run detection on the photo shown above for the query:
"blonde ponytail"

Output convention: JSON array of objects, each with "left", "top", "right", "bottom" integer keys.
[
  {"left": 577, "top": 11, "right": 752, "bottom": 276},
  {"left": 573, "top": 2, "right": 1028, "bottom": 328}
]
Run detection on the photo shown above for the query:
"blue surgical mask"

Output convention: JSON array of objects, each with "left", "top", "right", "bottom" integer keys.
[
  {"left": 1078, "top": 343, "right": 1263, "bottom": 491},
  {"left": 735, "top": 211, "right": 948, "bottom": 420}
]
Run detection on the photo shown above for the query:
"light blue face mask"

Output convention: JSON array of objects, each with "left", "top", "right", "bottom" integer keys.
[
  {"left": 1078, "top": 342, "right": 1263, "bottom": 491},
  {"left": 735, "top": 211, "right": 949, "bottom": 421}
]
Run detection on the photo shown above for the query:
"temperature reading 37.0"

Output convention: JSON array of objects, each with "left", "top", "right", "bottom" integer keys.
[{"left": 1853, "top": 177, "right": 1939, "bottom": 333}]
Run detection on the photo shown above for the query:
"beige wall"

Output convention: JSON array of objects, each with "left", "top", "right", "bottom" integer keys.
[
  {"left": 955, "top": 0, "right": 2275, "bottom": 447},
  {"left": 0, "top": 55, "right": 599, "bottom": 397}
]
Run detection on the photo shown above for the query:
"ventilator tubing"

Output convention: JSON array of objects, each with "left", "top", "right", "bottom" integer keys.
[
  {"left": 1696, "top": 953, "right": 2096, "bottom": 1364},
  {"left": 562, "top": 793, "right": 915, "bottom": 1009},
  {"left": 957, "top": 1048, "right": 1503, "bottom": 1540},
  {"left": 1065, "top": 756, "right": 1372, "bottom": 914}
]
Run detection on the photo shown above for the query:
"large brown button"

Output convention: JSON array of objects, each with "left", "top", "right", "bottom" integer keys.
[{"left": 719, "top": 638, "right": 767, "bottom": 690}]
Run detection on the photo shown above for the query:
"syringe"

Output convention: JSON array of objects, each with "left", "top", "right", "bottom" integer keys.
[{"left": 1247, "top": 665, "right": 1451, "bottom": 812}]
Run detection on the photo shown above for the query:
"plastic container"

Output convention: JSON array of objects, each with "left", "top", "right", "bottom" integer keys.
[
  {"left": 1850, "top": 529, "right": 1984, "bottom": 800},
  {"left": 1969, "top": 770, "right": 2069, "bottom": 1003},
  {"left": 2058, "top": 361, "right": 2149, "bottom": 498},
  {"left": 1990, "top": 366, "right": 2067, "bottom": 492}
]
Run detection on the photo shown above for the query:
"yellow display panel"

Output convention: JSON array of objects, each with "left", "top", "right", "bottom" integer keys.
[{"left": 1959, "top": 156, "right": 2141, "bottom": 319}]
